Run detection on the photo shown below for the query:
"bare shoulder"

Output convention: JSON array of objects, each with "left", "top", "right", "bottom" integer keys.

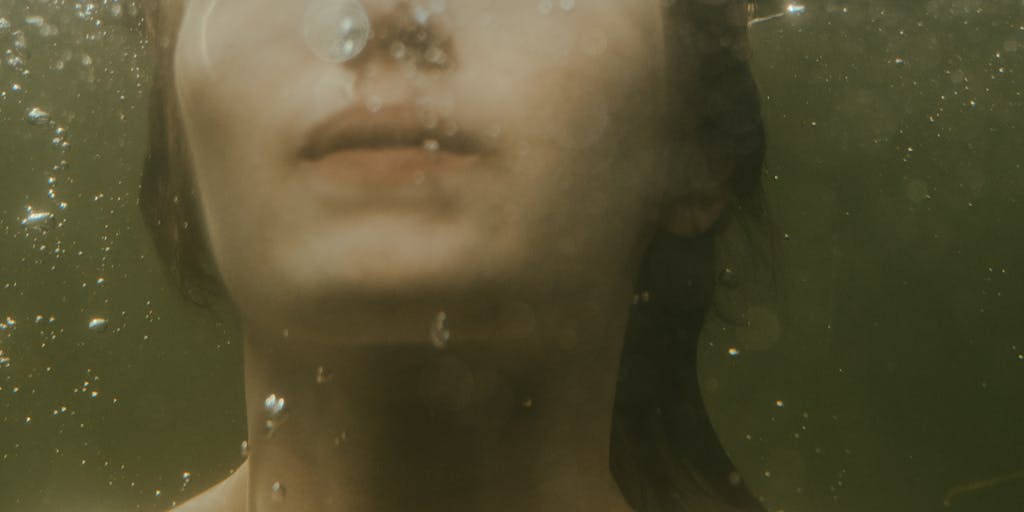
[{"left": 172, "top": 461, "right": 249, "bottom": 512}]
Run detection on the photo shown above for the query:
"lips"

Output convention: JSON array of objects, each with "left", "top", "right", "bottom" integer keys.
[
  {"left": 296, "top": 103, "right": 495, "bottom": 188},
  {"left": 299, "top": 103, "right": 494, "bottom": 161}
]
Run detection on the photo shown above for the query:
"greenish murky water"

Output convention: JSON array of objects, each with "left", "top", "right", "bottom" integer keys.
[{"left": 1, "top": 1, "right": 1022, "bottom": 511}]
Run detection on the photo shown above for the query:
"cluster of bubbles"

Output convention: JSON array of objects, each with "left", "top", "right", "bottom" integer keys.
[{"left": 263, "top": 393, "right": 289, "bottom": 437}]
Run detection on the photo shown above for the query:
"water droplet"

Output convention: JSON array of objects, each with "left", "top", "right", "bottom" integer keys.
[
  {"left": 303, "top": 0, "right": 371, "bottom": 63},
  {"left": 315, "top": 365, "right": 334, "bottom": 384},
  {"left": 728, "top": 347, "right": 741, "bottom": 357},
  {"left": 154, "top": 489, "right": 162, "bottom": 497},
  {"left": 182, "top": 472, "right": 192, "bottom": 486},
  {"left": 88, "top": 317, "right": 108, "bottom": 332},
  {"left": 271, "top": 481, "right": 286, "bottom": 501},
  {"left": 240, "top": 440, "right": 249, "bottom": 458},
  {"left": 521, "top": 397, "right": 534, "bottom": 409},
  {"left": 775, "top": 399, "right": 785, "bottom": 408},
  {"left": 26, "top": 107, "right": 51, "bottom": 126},
  {"left": 0, "top": 17, "right": 10, "bottom": 32},
  {"left": 429, "top": 312, "right": 451, "bottom": 349}
]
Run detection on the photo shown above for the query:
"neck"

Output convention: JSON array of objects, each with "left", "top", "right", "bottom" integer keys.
[{"left": 241, "top": 279, "right": 637, "bottom": 512}]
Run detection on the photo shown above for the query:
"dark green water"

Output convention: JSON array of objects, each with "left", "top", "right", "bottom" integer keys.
[{"left": 1, "top": 1, "right": 1022, "bottom": 511}]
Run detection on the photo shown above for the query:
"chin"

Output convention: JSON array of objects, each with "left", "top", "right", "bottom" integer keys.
[{"left": 252, "top": 221, "right": 517, "bottom": 303}]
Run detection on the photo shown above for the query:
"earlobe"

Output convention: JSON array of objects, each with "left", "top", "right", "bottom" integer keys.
[{"left": 661, "top": 197, "right": 727, "bottom": 237}]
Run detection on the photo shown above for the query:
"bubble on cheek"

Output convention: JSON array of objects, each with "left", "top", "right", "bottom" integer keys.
[{"left": 303, "top": 0, "right": 371, "bottom": 63}]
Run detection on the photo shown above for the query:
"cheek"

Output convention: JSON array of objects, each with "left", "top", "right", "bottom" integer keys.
[{"left": 454, "top": 8, "right": 667, "bottom": 201}]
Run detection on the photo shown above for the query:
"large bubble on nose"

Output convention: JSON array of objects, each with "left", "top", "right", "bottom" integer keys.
[{"left": 303, "top": 0, "right": 371, "bottom": 63}]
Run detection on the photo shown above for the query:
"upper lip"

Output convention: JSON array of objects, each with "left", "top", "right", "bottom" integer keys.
[{"left": 299, "top": 103, "right": 494, "bottom": 160}]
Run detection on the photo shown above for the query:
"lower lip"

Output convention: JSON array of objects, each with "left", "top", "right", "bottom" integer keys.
[{"left": 300, "top": 147, "right": 481, "bottom": 187}]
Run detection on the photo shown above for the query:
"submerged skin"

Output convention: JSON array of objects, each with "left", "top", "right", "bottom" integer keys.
[{"left": 168, "top": 0, "right": 720, "bottom": 510}]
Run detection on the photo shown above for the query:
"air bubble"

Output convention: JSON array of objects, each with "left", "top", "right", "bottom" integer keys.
[
  {"left": 315, "top": 365, "right": 334, "bottom": 384},
  {"left": 265, "top": 394, "right": 286, "bottom": 416},
  {"left": 12, "top": 30, "right": 27, "bottom": 50},
  {"left": 88, "top": 318, "right": 108, "bottom": 332},
  {"left": 263, "top": 393, "right": 288, "bottom": 436},
  {"left": 429, "top": 311, "right": 451, "bottom": 349},
  {"left": 718, "top": 267, "right": 739, "bottom": 288},
  {"left": 303, "top": 0, "right": 371, "bottom": 63},
  {"left": 271, "top": 481, "right": 286, "bottom": 501},
  {"left": 424, "top": 45, "right": 447, "bottom": 66},
  {"left": 21, "top": 208, "right": 53, "bottom": 227},
  {"left": 390, "top": 41, "right": 407, "bottom": 60},
  {"left": 26, "top": 107, "right": 51, "bottom": 126},
  {"left": 729, "top": 471, "right": 743, "bottom": 487}
]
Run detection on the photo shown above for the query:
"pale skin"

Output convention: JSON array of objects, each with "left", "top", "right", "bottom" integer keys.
[{"left": 168, "top": 0, "right": 722, "bottom": 510}]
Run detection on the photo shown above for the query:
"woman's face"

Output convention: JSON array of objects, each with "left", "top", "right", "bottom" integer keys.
[{"left": 173, "top": 0, "right": 683, "bottom": 336}]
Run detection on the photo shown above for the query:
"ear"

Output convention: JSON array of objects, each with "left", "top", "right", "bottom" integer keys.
[
  {"left": 658, "top": 141, "right": 732, "bottom": 237},
  {"left": 660, "top": 193, "right": 729, "bottom": 237}
]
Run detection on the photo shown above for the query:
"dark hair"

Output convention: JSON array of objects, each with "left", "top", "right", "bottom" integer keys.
[{"left": 139, "top": 1, "right": 767, "bottom": 510}]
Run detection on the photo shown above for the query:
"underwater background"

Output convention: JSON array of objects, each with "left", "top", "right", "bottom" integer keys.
[{"left": 1, "top": 1, "right": 1022, "bottom": 510}]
